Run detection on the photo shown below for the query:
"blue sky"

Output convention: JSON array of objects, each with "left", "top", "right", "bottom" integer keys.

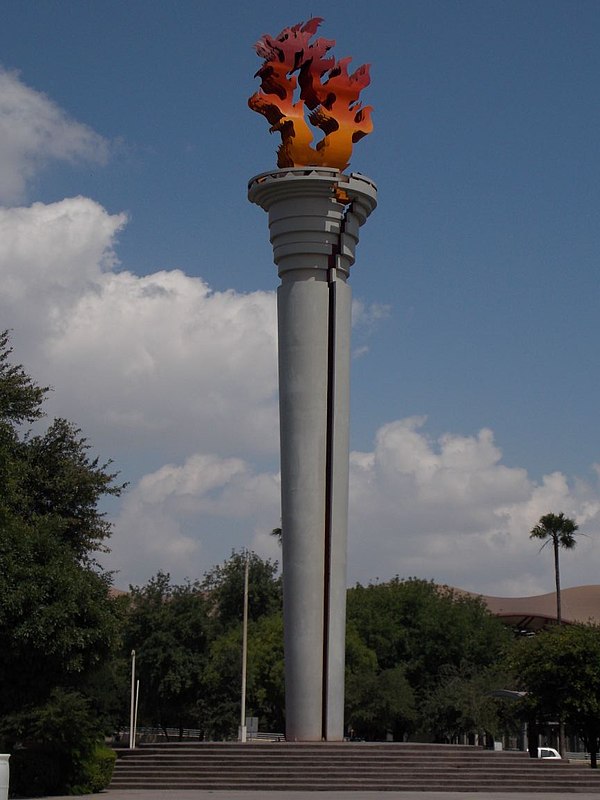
[{"left": 1, "top": 0, "right": 599, "bottom": 595}]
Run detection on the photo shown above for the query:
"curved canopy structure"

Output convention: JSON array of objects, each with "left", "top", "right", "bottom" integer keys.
[{"left": 461, "top": 585, "right": 600, "bottom": 632}]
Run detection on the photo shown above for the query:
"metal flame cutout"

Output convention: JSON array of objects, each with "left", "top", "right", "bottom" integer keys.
[{"left": 249, "top": 18, "right": 373, "bottom": 172}]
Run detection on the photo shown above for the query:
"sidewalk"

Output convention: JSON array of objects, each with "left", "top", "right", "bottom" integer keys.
[{"left": 29, "top": 792, "right": 600, "bottom": 800}]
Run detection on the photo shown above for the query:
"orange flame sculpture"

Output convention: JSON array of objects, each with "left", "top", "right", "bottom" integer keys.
[{"left": 249, "top": 18, "right": 373, "bottom": 172}]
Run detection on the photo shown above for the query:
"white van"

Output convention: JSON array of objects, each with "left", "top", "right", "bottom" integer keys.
[{"left": 538, "top": 747, "right": 561, "bottom": 759}]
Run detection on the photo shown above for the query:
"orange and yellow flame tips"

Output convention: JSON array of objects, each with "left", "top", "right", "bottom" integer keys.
[{"left": 249, "top": 19, "right": 373, "bottom": 172}]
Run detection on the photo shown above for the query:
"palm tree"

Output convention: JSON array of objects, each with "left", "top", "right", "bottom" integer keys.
[
  {"left": 530, "top": 512, "right": 579, "bottom": 758},
  {"left": 530, "top": 512, "right": 578, "bottom": 625},
  {"left": 271, "top": 527, "right": 282, "bottom": 545}
]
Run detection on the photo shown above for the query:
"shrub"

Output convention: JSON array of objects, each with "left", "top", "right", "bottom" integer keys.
[
  {"left": 9, "top": 750, "right": 62, "bottom": 798},
  {"left": 70, "top": 744, "right": 116, "bottom": 794}
]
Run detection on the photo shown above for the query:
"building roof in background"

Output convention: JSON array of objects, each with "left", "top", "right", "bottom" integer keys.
[{"left": 468, "top": 585, "right": 600, "bottom": 631}]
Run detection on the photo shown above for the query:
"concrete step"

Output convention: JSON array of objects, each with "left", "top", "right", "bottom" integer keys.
[{"left": 110, "top": 742, "right": 600, "bottom": 793}]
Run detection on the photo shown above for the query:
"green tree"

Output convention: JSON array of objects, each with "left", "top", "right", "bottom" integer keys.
[
  {"left": 510, "top": 624, "right": 600, "bottom": 768},
  {"left": 0, "top": 330, "right": 47, "bottom": 521},
  {"left": 246, "top": 612, "right": 285, "bottom": 733},
  {"left": 0, "top": 334, "right": 122, "bottom": 565},
  {"left": 201, "top": 610, "right": 285, "bottom": 738},
  {"left": 530, "top": 511, "right": 579, "bottom": 757},
  {"left": 123, "top": 572, "right": 211, "bottom": 738},
  {"left": 0, "top": 330, "right": 46, "bottom": 426},
  {"left": 420, "top": 662, "right": 514, "bottom": 744},
  {"left": 123, "top": 555, "right": 285, "bottom": 741},
  {"left": 345, "top": 622, "right": 416, "bottom": 740},
  {"left": 271, "top": 526, "right": 282, "bottom": 544},
  {"left": 0, "top": 331, "right": 123, "bottom": 792},
  {"left": 200, "top": 552, "right": 284, "bottom": 738},
  {"left": 202, "top": 549, "right": 282, "bottom": 628},
  {"left": 530, "top": 512, "right": 578, "bottom": 625},
  {"left": 346, "top": 661, "right": 416, "bottom": 741},
  {"left": 1, "top": 688, "right": 113, "bottom": 793},
  {"left": 346, "top": 578, "right": 512, "bottom": 741},
  {"left": 0, "top": 517, "right": 120, "bottom": 715},
  {"left": 202, "top": 624, "right": 244, "bottom": 739},
  {"left": 16, "top": 417, "right": 121, "bottom": 562}
]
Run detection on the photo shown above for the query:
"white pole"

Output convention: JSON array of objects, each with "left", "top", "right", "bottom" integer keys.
[
  {"left": 129, "top": 650, "right": 136, "bottom": 749},
  {"left": 240, "top": 551, "right": 249, "bottom": 742},
  {"left": 133, "top": 679, "right": 140, "bottom": 746}
]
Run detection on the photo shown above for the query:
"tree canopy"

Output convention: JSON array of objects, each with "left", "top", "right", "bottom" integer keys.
[
  {"left": 0, "top": 331, "right": 124, "bottom": 793},
  {"left": 201, "top": 549, "right": 282, "bottom": 627},
  {"left": 0, "top": 330, "right": 46, "bottom": 426},
  {"left": 510, "top": 623, "right": 600, "bottom": 767},
  {"left": 345, "top": 578, "right": 512, "bottom": 741},
  {"left": 123, "top": 554, "right": 284, "bottom": 740},
  {"left": 123, "top": 571, "right": 211, "bottom": 738}
]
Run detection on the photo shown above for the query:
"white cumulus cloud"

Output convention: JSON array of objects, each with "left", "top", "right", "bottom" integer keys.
[
  {"left": 102, "top": 415, "right": 600, "bottom": 592},
  {"left": 0, "top": 197, "right": 279, "bottom": 466},
  {"left": 108, "top": 453, "right": 281, "bottom": 585},
  {"left": 347, "top": 417, "right": 600, "bottom": 596},
  {"left": 2, "top": 199, "right": 599, "bottom": 595},
  {"left": 0, "top": 68, "right": 109, "bottom": 204}
]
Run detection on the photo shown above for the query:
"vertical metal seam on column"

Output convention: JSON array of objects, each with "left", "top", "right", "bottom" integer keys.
[{"left": 322, "top": 194, "right": 353, "bottom": 741}]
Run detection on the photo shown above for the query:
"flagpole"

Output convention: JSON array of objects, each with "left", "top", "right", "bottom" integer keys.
[
  {"left": 129, "top": 650, "right": 136, "bottom": 749},
  {"left": 240, "top": 551, "right": 249, "bottom": 742}
]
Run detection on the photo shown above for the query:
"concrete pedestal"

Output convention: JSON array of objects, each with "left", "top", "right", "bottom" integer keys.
[{"left": 249, "top": 167, "right": 377, "bottom": 741}]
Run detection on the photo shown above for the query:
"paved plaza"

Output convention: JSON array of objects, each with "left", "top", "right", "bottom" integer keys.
[{"left": 30, "top": 791, "right": 600, "bottom": 800}]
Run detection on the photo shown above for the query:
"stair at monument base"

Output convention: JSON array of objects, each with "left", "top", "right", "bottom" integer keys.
[{"left": 110, "top": 742, "right": 600, "bottom": 792}]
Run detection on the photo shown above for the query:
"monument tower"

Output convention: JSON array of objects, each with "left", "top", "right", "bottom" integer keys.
[{"left": 248, "top": 19, "right": 377, "bottom": 742}]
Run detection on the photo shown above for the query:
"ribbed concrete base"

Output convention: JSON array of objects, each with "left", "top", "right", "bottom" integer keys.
[{"left": 110, "top": 742, "right": 600, "bottom": 793}]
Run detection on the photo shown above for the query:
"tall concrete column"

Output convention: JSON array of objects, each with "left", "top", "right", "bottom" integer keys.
[{"left": 248, "top": 167, "right": 377, "bottom": 741}]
